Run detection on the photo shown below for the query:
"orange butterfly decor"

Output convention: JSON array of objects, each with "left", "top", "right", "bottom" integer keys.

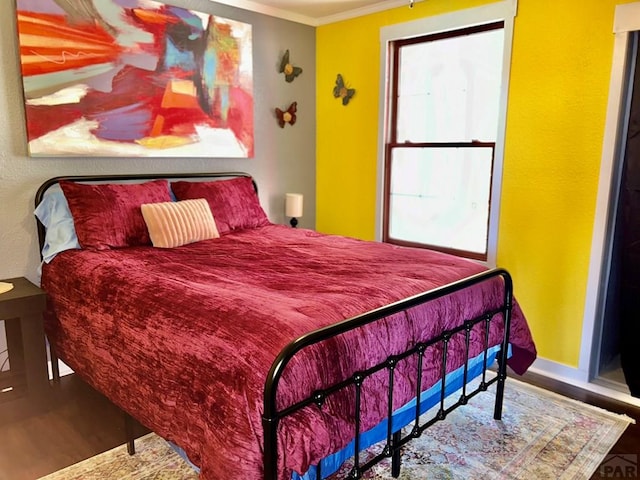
[{"left": 276, "top": 102, "right": 297, "bottom": 128}]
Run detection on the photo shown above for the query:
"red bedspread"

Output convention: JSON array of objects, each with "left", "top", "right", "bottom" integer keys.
[{"left": 41, "top": 225, "right": 536, "bottom": 479}]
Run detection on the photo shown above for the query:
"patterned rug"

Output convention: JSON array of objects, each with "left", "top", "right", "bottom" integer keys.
[{"left": 38, "top": 378, "right": 633, "bottom": 480}]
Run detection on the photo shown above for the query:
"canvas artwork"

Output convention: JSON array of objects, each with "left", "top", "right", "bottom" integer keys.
[{"left": 15, "top": 0, "right": 253, "bottom": 157}]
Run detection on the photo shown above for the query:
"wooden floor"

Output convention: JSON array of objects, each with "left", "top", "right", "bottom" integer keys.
[
  {"left": 0, "top": 370, "right": 638, "bottom": 480},
  {"left": 0, "top": 374, "right": 150, "bottom": 480}
]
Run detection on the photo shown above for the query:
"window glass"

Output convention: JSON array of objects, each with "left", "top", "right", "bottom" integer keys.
[
  {"left": 396, "top": 29, "right": 503, "bottom": 143},
  {"left": 388, "top": 146, "right": 493, "bottom": 254}
]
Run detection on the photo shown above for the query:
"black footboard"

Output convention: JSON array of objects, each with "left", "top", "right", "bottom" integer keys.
[{"left": 263, "top": 268, "right": 513, "bottom": 480}]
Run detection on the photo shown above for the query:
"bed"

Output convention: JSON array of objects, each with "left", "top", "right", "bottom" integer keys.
[{"left": 34, "top": 172, "right": 536, "bottom": 480}]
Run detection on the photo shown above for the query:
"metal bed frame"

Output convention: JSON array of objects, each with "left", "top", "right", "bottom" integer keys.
[
  {"left": 263, "top": 267, "right": 512, "bottom": 479},
  {"left": 34, "top": 172, "right": 513, "bottom": 480}
]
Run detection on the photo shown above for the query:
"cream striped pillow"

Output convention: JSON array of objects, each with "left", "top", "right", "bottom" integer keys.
[{"left": 141, "top": 198, "right": 219, "bottom": 248}]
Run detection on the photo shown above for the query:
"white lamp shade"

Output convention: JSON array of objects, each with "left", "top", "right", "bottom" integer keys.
[{"left": 285, "top": 193, "right": 303, "bottom": 218}]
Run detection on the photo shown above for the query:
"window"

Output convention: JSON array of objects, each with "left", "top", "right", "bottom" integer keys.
[{"left": 377, "top": 1, "right": 516, "bottom": 266}]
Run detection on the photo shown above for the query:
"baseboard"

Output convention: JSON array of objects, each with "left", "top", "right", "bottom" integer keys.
[
  {"left": 593, "top": 374, "right": 632, "bottom": 396},
  {"left": 528, "top": 357, "right": 640, "bottom": 408},
  {"left": 47, "top": 360, "right": 74, "bottom": 380}
]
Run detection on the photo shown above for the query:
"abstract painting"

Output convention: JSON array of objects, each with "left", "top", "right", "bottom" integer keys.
[{"left": 15, "top": 0, "right": 253, "bottom": 157}]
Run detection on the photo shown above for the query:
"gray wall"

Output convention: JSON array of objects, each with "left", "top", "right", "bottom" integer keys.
[{"left": 0, "top": 0, "right": 316, "bottom": 285}]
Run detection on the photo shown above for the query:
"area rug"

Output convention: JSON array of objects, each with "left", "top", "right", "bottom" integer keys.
[{"left": 38, "top": 378, "right": 633, "bottom": 480}]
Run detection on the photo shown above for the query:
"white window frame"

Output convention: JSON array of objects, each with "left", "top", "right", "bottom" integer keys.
[{"left": 375, "top": 0, "right": 518, "bottom": 267}]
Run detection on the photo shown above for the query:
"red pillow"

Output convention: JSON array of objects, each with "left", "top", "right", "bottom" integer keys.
[
  {"left": 60, "top": 180, "right": 172, "bottom": 250},
  {"left": 171, "top": 177, "right": 270, "bottom": 235}
]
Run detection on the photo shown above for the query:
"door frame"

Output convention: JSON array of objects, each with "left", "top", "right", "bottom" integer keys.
[{"left": 580, "top": 2, "right": 640, "bottom": 383}]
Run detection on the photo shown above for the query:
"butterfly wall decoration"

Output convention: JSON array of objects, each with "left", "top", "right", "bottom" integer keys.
[
  {"left": 333, "top": 74, "right": 355, "bottom": 106},
  {"left": 275, "top": 102, "right": 297, "bottom": 128},
  {"left": 279, "top": 49, "right": 302, "bottom": 83}
]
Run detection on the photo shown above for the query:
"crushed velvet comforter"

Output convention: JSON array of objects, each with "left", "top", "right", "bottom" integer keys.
[{"left": 41, "top": 225, "right": 536, "bottom": 479}]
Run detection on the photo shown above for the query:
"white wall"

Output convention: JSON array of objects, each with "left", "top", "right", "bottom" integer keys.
[{"left": 0, "top": 0, "right": 317, "bottom": 286}]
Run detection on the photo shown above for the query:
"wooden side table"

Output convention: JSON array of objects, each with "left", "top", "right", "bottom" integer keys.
[{"left": 0, "top": 277, "right": 48, "bottom": 406}]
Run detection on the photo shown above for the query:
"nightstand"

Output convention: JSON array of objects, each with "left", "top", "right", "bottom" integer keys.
[{"left": 0, "top": 277, "right": 48, "bottom": 407}]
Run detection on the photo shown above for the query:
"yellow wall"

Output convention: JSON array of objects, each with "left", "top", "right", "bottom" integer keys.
[{"left": 316, "top": 0, "right": 631, "bottom": 368}]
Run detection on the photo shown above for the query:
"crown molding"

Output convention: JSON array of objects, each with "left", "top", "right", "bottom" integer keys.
[
  {"left": 210, "top": 0, "right": 318, "bottom": 25},
  {"left": 314, "top": 0, "right": 424, "bottom": 27},
  {"left": 210, "top": 0, "right": 425, "bottom": 27}
]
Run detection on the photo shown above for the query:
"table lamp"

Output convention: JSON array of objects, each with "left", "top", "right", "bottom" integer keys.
[{"left": 285, "top": 193, "right": 303, "bottom": 228}]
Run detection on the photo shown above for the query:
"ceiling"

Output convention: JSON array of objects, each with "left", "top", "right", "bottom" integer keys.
[{"left": 212, "top": 0, "right": 421, "bottom": 26}]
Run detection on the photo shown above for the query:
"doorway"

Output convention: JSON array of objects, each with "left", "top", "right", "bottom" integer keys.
[{"left": 594, "top": 30, "right": 639, "bottom": 396}]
